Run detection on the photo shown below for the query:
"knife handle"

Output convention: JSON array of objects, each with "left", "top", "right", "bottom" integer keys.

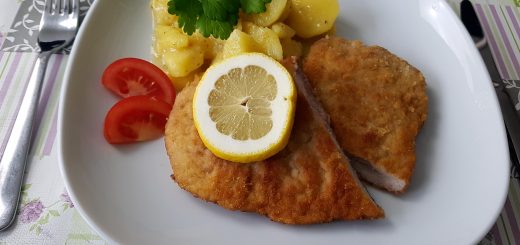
[{"left": 0, "top": 52, "right": 51, "bottom": 230}]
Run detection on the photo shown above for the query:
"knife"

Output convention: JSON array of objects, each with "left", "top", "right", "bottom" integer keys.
[{"left": 461, "top": 0, "right": 520, "bottom": 174}]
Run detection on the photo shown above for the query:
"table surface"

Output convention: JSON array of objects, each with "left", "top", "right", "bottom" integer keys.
[{"left": 1, "top": 0, "right": 520, "bottom": 244}]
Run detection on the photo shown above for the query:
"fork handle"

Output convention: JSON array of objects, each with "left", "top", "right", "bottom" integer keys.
[{"left": 0, "top": 51, "right": 52, "bottom": 230}]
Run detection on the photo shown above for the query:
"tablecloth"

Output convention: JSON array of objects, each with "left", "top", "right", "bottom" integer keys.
[{"left": 0, "top": 0, "right": 519, "bottom": 244}]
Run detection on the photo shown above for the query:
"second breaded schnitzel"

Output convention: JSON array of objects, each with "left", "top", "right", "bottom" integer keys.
[
  {"left": 303, "top": 37, "right": 428, "bottom": 193},
  {"left": 165, "top": 60, "right": 384, "bottom": 224}
]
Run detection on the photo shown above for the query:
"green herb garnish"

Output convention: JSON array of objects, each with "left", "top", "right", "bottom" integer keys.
[{"left": 167, "top": 0, "right": 272, "bottom": 40}]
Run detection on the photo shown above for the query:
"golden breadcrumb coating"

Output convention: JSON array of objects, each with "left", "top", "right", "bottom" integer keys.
[
  {"left": 165, "top": 63, "right": 384, "bottom": 223},
  {"left": 303, "top": 37, "right": 428, "bottom": 193}
]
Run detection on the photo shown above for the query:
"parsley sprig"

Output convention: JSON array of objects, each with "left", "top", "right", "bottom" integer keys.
[{"left": 167, "top": 0, "right": 272, "bottom": 40}]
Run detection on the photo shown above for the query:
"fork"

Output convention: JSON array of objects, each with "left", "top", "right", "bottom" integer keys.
[{"left": 0, "top": 0, "right": 79, "bottom": 230}]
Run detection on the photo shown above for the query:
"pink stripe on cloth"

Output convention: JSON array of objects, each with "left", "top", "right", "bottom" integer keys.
[
  {"left": 0, "top": 52, "right": 22, "bottom": 109},
  {"left": 475, "top": 4, "right": 511, "bottom": 79},
  {"left": 489, "top": 5, "right": 520, "bottom": 77},
  {"left": 43, "top": 106, "right": 58, "bottom": 155},
  {"left": 504, "top": 197, "right": 520, "bottom": 243},
  {"left": 0, "top": 59, "right": 34, "bottom": 157},
  {"left": 33, "top": 54, "right": 63, "bottom": 136},
  {"left": 491, "top": 223, "right": 504, "bottom": 245},
  {"left": 505, "top": 6, "right": 520, "bottom": 48}
]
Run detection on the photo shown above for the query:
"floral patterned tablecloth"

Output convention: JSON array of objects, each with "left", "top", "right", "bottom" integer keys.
[{"left": 0, "top": 0, "right": 520, "bottom": 244}]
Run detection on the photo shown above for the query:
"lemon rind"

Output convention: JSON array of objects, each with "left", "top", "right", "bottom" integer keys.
[{"left": 193, "top": 53, "right": 296, "bottom": 163}]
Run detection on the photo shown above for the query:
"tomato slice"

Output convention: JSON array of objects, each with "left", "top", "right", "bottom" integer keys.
[
  {"left": 102, "top": 58, "right": 176, "bottom": 105},
  {"left": 104, "top": 96, "right": 172, "bottom": 144}
]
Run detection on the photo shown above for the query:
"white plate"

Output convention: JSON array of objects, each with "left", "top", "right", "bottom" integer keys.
[{"left": 58, "top": 0, "right": 510, "bottom": 244}]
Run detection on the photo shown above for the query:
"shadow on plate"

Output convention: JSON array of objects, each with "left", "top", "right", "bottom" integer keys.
[{"left": 403, "top": 83, "right": 439, "bottom": 199}]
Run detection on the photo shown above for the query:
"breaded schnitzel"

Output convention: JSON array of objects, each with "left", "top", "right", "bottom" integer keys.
[
  {"left": 303, "top": 37, "right": 428, "bottom": 193},
  {"left": 165, "top": 60, "right": 384, "bottom": 224}
]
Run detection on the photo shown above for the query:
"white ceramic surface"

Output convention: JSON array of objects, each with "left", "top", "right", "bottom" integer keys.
[{"left": 58, "top": 0, "right": 510, "bottom": 244}]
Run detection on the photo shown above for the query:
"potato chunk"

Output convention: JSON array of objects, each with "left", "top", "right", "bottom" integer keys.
[
  {"left": 243, "top": 22, "right": 283, "bottom": 60},
  {"left": 189, "top": 33, "right": 224, "bottom": 60},
  {"left": 154, "top": 25, "right": 189, "bottom": 53},
  {"left": 162, "top": 45, "right": 204, "bottom": 78},
  {"left": 222, "top": 29, "right": 261, "bottom": 60},
  {"left": 151, "top": 0, "right": 178, "bottom": 26},
  {"left": 286, "top": 0, "right": 339, "bottom": 38},
  {"left": 271, "top": 22, "right": 296, "bottom": 39},
  {"left": 244, "top": 0, "right": 290, "bottom": 27},
  {"left": 280, "top": 38, "right": 302, "bottom": 58}
]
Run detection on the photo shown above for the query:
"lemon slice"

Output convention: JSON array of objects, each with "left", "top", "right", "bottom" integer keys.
[{"left": 193, "top": 53, "right": 296, "bottom": 163}]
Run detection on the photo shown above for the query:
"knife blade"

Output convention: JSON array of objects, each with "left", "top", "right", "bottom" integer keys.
[{"left": 461, "top": 0, "right": 520, "bottom": 174}]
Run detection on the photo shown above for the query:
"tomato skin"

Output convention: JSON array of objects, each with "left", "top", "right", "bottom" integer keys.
[
  {"left": 102, "top": 58, "right": 176, "bottom": 105},
  {"left": 104, "top": 96, "right": 172, "bottom": 144}
]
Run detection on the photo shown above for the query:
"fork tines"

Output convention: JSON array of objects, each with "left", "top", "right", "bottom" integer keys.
[{"left": 44, "top": 0, "right": 78, "bottom": 14}]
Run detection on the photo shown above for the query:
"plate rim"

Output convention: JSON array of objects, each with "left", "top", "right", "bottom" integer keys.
[
  {"left": 57, "top": 0, "right": 119, "bottom": 243},
  {"left": 56, "top": 0, "right": 510, "bottom": 243},
  {"left": 429, "top": 1, "right": 510, "bottom": 243}
]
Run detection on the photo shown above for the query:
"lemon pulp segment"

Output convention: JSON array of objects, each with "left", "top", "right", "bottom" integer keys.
[{"left": 208, "top": 66, "right": 276, "bottom": 140}]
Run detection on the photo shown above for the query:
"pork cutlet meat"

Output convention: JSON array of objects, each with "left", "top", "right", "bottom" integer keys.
[
  {"left": 164, "top": 59, "right": 384, "bottom": 224},
  {"left": 303, "top": 37, "right": 428, "bottom": 193}
]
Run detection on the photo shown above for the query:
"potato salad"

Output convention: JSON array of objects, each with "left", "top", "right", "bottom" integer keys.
[{"left": 151, "top": 0, "right": 339, "bottom": 90}]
